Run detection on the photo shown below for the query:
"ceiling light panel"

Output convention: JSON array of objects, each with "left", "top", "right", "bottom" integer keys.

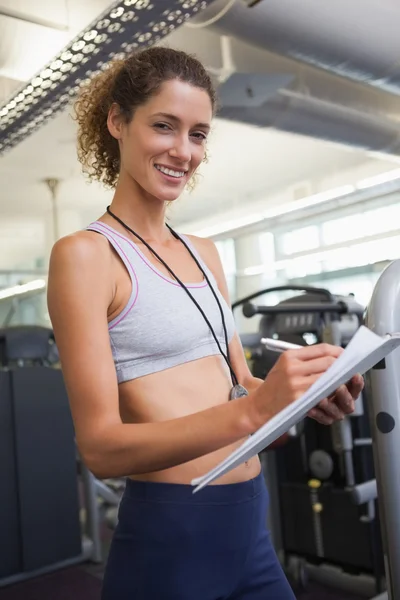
[{"left": 0, "top": 0, "right": 212, "bottom": 155}]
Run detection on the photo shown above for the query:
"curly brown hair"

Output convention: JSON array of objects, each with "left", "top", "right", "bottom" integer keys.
[{"left": 74, "top": 46, "right": 217, "bottom": 189}]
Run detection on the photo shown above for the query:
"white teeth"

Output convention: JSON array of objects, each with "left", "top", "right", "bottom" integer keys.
[{"left": 155, "top": 165, "right": 185, "bottom": 178}]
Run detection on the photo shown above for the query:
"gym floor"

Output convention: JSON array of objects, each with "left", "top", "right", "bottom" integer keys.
[
  {"left": 0, "top": 516, "right": 366, "bottom": 600},
  {"left": 0, "top": 546, "right": 367, "bottom": 600},
  {"left": 0, "top": 567, "right": 367, "bottom": 600}
]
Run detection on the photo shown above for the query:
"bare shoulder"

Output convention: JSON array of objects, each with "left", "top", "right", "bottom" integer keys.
[
  {"left": 184, "top": 234, "right": 226, "bottom": 291},
  {"left": 46, "top": 230, "right": 122, "bottom": 470},
  {"left": 50, "top": 229, "right": 110, "bottom": 270},
  {"left": 184, "top": 234, "right": 220, "bottom": 267},
  {"left": 48, "top": 229, "right": 114, "bottom": 317}
]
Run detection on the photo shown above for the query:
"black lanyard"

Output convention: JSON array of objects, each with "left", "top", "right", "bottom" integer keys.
[{"left": 106, "top": 206, "right": 239, "bottom": 388}]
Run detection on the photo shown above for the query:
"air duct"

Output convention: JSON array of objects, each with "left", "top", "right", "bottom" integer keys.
[
  {"left": 200, "top": 0, "right": 400, "bottom": 95},
  {"left": 218, "top": 77, "right": 400, "bottom": 155},
  {"left": 189, "top": 0, "right": 400, "bottom": 157}
]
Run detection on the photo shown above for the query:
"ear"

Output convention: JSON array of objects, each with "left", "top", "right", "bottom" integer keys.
[{"left": 107, "top": 103, "right": 125, "bottom": 140}]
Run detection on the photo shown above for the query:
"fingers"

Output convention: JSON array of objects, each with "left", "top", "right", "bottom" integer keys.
[
  {"left": 288, "top": 343, "right": 343, "bottom": 361},
  {"left": 307, "top": 375, "right": 363, "bottom": 427},
  {"left": 308, "top": 407, "right": 335, "bottom": 426},
  {"left": 346, "top": 374, "right": 364, "bottom": 399},
  {"left": 311, "top": 382, "right": 359, "bottom": 426},
  {"left": 287, "top": 355, "right": 337, "bottom": 377},
  {"left": 332, "top": 385, "right": 355, "bottom": 415},
  {"left": 317, "top": 397, "right": 346, "bottom": 420},
  {"left": 292, "top": 374, "right": 325, "bottom": 399},
  {"left": 308, "top": 398, "right": 346, "bottom": 424}
]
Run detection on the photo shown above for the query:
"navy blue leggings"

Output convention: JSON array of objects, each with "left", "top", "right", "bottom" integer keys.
[{"left": 101, "top": 471, "right": 295, "bottom": 600}]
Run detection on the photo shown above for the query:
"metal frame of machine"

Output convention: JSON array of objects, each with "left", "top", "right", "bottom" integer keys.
[
  {"left": 0, "top": 326, "right": 103, "bottom": 588},
  {"left": 234, "top": 285, "right": 389, "bottom": 599}
]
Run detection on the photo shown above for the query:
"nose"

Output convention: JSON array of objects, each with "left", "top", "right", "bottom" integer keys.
[{"left": 169, "top": 134, "right": 191, "bottom": 163}]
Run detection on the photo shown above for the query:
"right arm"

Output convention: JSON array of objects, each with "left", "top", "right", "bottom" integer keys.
[{"left": 47, "top": 234, "right": 342, "bottom": 479}]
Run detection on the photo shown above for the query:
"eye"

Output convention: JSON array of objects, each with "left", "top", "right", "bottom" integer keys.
[
  {"left": 153, "top": 122, "right": 172, "bottom": 131},
  {"left": 191, "top": 131, "right": 207, "bottom": 142}
]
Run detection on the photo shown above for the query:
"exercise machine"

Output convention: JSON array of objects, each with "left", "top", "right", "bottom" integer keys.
[
  {"left": 0, "top": 326, "right": 102, "bottom": 588},
  {"left": 364, "top": 259, "right": 400, "bottom": 600},
  {"left": 234, "top": 286, "right": 385, "bottom": 598}
]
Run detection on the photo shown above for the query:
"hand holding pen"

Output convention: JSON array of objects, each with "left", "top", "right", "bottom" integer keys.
[{"left": 258, "top": 337, "right": 364, "bottom": 426}]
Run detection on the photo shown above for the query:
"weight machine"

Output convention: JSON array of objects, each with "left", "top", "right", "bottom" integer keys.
[
  {"left": 233, "top": 279, "right": 397, "bottom": 599},
  {"left": 364, "top": 260, "right": 400, "bottom": 600},
  {"left": 0, "top": 326, "right": 103, "bottom": 588},
  {"left": 1, "top": 258, "right": 399, "bottom": 598}
]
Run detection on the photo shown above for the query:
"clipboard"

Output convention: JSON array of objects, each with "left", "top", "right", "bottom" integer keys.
[{"left": 191, "top": 326, "right": 400, "bottom": 493}]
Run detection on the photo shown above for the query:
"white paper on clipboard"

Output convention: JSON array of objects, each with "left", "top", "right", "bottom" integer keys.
[{"left": 191, "top": 326, "right": 400, "bottom": 493}]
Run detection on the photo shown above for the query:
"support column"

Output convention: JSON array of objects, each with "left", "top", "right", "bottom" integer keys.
[
  {"left": 365, "top": 260, "right": 400, "bottom": 600},
  {"left": 41, "top": 207, "right": 82, "bottom": 326},
  {"left": 234, "top": 232, "right": 278, "bottom": 333},
  {"left": 44, "top": 208, "right": 82, "bottom": 271}
]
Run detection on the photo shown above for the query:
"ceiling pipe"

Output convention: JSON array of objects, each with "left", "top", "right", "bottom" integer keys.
[
  {"left": 218, "top": 80, "right": 400, "bottom": 155},
  {"left": 195, "top": 0, "right": 400, "bottom": 96},
  {"left": 185, "top": 0, "right": 400, "bottom": 157}
]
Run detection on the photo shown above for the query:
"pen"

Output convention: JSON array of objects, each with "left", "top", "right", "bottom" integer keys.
[{"left": 261, "top": 337, "right": 302, "bottom": 353}]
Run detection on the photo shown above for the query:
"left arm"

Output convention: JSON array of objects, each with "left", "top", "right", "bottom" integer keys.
[{"left": 190, "top": 236, "right": 364, "bottom": 426}]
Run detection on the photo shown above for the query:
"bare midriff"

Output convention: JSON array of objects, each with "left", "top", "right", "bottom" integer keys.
[
  {"left": 117, "top": 354, "right": 261, "bottom": 485},
  {"left": 104, "top": 227, "right": 261, "bottom": 485}
]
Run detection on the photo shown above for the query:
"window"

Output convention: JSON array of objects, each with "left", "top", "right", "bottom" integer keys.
[
  {"left": 364, "top": 204, "right": 400, "bottom": 237},
  {"left": 259, "top": 232, "right": 275, "bottom": 263},
  {"left": 281, "top": 226, "right": 320, "bottom": 255},
  {"left": 216, "top": 238, "right": 236, "bottom": 299},
  {"left": 322, "top": 214, "right": 360, "bottom": 246},
  {"left": 285, "top": 256, "right": 323, "bottom": 278},
  {"left": 215, "top": 238, "right": 236, "bottom": 275},
  {"left": 322, "top": 203, "right": 400, "bottom": 246}
]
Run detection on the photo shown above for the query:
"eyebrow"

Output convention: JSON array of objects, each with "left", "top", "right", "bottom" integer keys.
[{"left": 151, "top": 112, "right": 210, "bottom": 131}]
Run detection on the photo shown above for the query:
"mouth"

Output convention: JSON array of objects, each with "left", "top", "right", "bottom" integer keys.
[{"left": 154, "top": 164, "right": 188, "bottom": 182}]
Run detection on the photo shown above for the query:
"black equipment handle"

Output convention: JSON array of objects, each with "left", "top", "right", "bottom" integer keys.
[
  {"left": 0, "top": 326, "right": 56, "bottom": 364},
  {"left": 243, "top": 301, "right": 350, "bottom": 319},
  {"left": 232, "top": 285, "right": 334, "bottom": 312}
]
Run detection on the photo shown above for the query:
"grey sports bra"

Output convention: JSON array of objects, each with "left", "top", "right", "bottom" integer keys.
[{"left": 86, "top": 221, "right": 236, "bottom": 384}]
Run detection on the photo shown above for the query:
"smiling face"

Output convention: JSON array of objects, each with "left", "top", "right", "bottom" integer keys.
[{"left": 109, "top": 79, "right": 213, "bottom": 203}]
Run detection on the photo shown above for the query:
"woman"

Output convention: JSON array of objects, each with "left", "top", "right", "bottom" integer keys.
[{"left": 47, "top": 47, "right": 363, "bottom": 600}]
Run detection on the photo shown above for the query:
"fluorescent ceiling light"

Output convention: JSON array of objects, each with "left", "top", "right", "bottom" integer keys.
[
  {"left": 192, "top": 212, "right": 265, "bottom": 238},
  {"left": 0, "top": 279, "right": 46, "bottom": 300},
  {"left": 356, "top": 168, "right": 400, "bottom": 190},
  {"left": 0, "top": 1, "right": 213, "bottom": 155},
  {"left": 191, "top": 167, "right": 400, "bottom": 239},
  {"left": 262, "top": 185, "right": 356, "bottom": 219},
  {"left": 190, "top": 185, "right": 355, "bottom": 237}
]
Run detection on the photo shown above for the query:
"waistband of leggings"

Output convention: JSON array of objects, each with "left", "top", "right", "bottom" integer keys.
[{"left": 123, "top": 470, "right": 265, "bottom": 505}]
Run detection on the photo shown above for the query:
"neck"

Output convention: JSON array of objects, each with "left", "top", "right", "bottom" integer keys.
[{"left": 108, "top": 171, "right": 171, "bottom": 244}]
